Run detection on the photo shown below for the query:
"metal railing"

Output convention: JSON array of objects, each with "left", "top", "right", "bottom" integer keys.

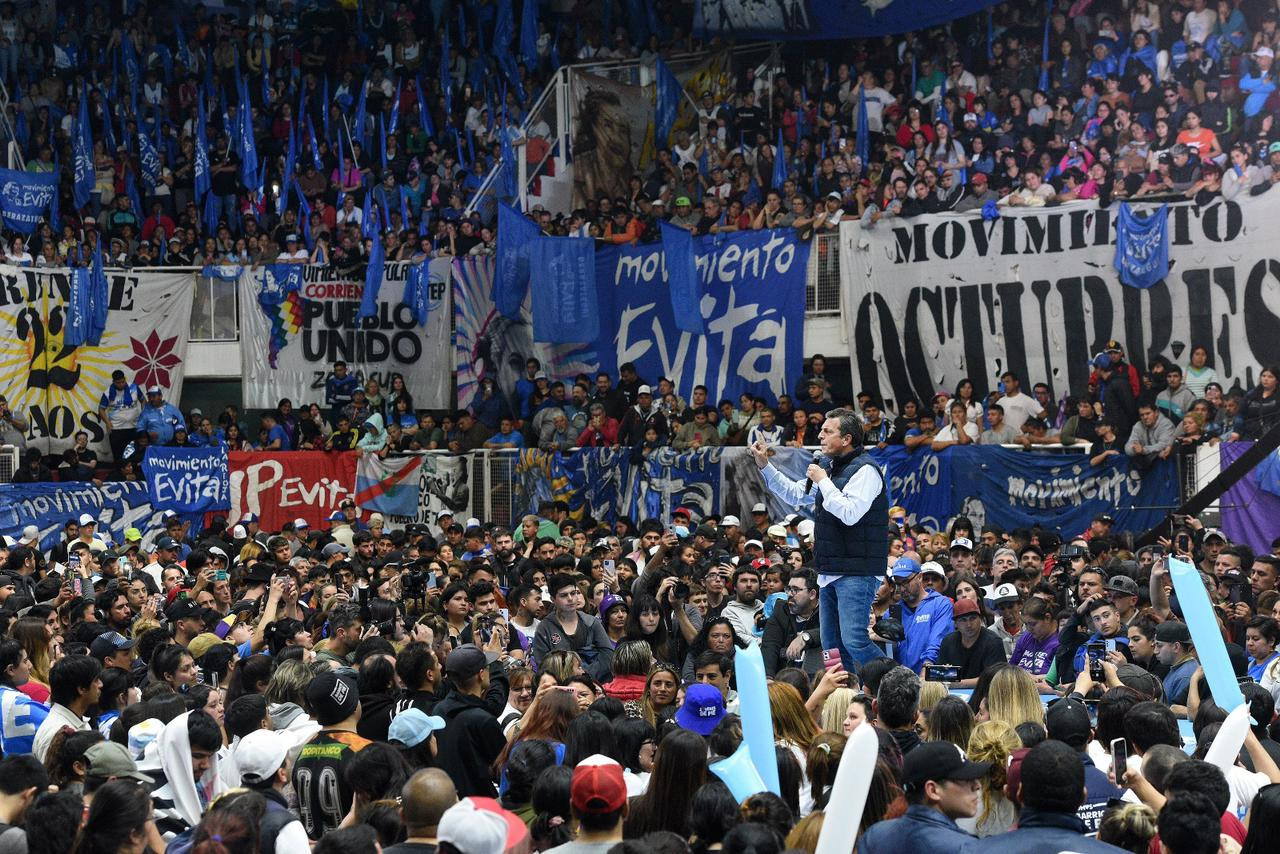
[
  {"left": 0, "top": 77, "right": 21, "bottom": 170},
  {"left": 191, "top": 271, "right": 240, "bottom": 342},
  {"left": 466, "top": 44, "right": 781, "bottom": 221},
  {"left": 808, "top": 233, "right": 841, "bottom": 315},
  {"left": 0, "top": 445, "right": 18, "bottom": 482}
]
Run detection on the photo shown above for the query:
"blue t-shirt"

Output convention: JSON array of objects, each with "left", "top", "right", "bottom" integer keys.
[
  {"left": 1250, "top": 651, "right": 1280, "bottom": 682},
  {"left": 1163, "top": 656, "right": 1199, "bottom": 706},
  {"left": 268, "top": 424, "right": 290, "bottom": 449}
]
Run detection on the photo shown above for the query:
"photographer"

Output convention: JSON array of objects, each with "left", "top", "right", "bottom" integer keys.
[{"left": 0, "top": 394, "right": 27, "bottom": 451}]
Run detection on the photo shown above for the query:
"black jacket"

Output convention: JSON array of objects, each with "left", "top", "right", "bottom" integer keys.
[
  {"left": 433, "top": 678, "right": 509, "bottom": 797},
  {"left": 760, "top": 605, "right": 822, "bottom": 677}
]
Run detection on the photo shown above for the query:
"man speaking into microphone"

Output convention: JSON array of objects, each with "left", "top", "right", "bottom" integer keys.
[{"left": 751, "top": 408, "right": 888, "bottom": 671}]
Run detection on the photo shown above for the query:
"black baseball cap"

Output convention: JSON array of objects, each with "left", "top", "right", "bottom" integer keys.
[
  {"left": 901, "top": 742, "right": 992, "bottom": 791},
  {"left": 1045, "top": 698, "right": 1092, "bottom": 749}
]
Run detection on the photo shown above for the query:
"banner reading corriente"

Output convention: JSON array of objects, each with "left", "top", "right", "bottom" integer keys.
[
  {"left": 595, "top": 229, "right": 810, "bottom": 405},
  {"left": 0, "top": 264, "right": 193, "bottom": 458},
  {"left": 238, "top": 259, "right": 452, "bottom": 411},
  {"left": 840, "top": 194, "right": 1280, "bottom": 412}
]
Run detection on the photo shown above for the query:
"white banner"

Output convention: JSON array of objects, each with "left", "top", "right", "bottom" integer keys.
[
  {"left": 839, "top": 194, "right": 1280, "bottom": 409},
  {"left": 238, "top": 258, "right": 452, "bottom": 411},
  {"left": 0, "top": 264, "right": 193, "bottom": 457}
]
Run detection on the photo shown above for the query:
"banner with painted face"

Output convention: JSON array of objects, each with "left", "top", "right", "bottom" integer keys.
[
  {"left": 0, "top": 264, "right": 193, "bottom": 458},
  {"left": 354, "top": 451, "right": 473, "bottom": 533},
  {"left": 693, "top": 0, "right": 1001, "bottom": 39},
  {"left": 238, "top": 258, "right": 452, "bottom": 412},
  {"left": 0, "top": 481, "right": 167, "bottom": 554},
  {"left": 452, "top": 254, "right": 598, "bottom": 413},
  {"left": 596, "top": 229, "right": 810, "bottom": 407},
  {"left": 0, "top": 168, "right": 58, "bottom": 233},
  {"left": 841, "top": 195, "right": 1280, "bottom": 413},
  {"left": 228, "top": 451, "right": 358, "bottom": 532}
]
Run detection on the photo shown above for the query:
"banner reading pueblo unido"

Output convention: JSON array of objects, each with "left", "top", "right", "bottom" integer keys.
[
  {"left": 227, "top": 451, "right": 358, "bottom": 531},
  {"left": 841, "top": 193, "right": 1280, "bottom": 412},
  {"left": 238, "top": 259, "right": 451, "bottom": 411},
  {"left": 0, "top": 263, "right": 193, "bottom": 458}
]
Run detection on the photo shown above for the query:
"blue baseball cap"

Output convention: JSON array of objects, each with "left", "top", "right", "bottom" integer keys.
[
  {"left": 889, "top": 557, "right": 921, "bottom": 579},
  {"left": 1090, "top": 352, "right": 1112, "bottom": 370},
  {"left": 388, "top": 708, "right": 446, "bottom": 748},
  {"left": 674, "top": 683, "right": 726, "bottom": 736}
]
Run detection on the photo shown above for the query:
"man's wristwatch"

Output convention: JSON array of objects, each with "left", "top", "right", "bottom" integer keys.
[{"left": 800, "top": 632, "right": 811, "bottom": 644}]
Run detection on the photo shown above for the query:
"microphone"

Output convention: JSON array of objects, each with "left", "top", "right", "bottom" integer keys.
[{"left": 804, "top": 450, "right": 824, "bottom": 495}]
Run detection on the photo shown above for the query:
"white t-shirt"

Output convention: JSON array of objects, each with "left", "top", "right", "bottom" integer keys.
[
  {"left": 933, "top": 421, "right": 979, "bottom": 443},
  {"left": 997, "top": 391, "right": 1043, "bottom": 430}
]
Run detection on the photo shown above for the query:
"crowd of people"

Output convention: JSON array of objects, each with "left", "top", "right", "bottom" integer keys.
[
  {"left": 1, "top": 426, "right": 1280, "bottom": 853},
  {"left": 2, "top": 0, "right": 1279, "bottom": 268},
  {"left": 4, "top": 1, "right": 1280, "bottom": 853}
]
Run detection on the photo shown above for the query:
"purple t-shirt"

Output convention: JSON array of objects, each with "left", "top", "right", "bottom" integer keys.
[{"left": 1010, "top": 630, "right": 1060, "bottom": 676}]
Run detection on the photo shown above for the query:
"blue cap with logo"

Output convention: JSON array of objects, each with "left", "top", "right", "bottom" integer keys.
[
  {"left": 675, "top": 683, "right": 727, "bottom": 736},
  {"left": 888, "top": 557, "right": 921, "bottom": 579}
]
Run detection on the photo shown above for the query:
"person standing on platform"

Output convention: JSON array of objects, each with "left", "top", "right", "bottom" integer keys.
[{"left": 751, "top": 408, "right": 889, "bottom": 671}]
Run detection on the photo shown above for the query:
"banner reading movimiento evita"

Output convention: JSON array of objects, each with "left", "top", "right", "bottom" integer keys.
[
  {"left": 693, "top": 0, "right": 1002, "bottom": 39},
  {"left": 0, "top": 263, "right": 193, "bottom": 458},
  {"left": 238, "top": 259, "right": 452, "bottom": 411},
  {"left": 840, "top": 193, "right": 1280, "bottom": 411}
]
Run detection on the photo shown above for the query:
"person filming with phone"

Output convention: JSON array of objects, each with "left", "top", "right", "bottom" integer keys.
[{"left": 751, "top": 407, "right": 889, "bottom": 672}]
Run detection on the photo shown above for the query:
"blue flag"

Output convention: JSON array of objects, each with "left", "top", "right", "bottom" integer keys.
[
  {"left": 194, "top": 95, "right": 211, "bottom": 199},
  {"left": 65, "top": 266, "right": 92, "bottom": 347},
  {"left": 529, "top": 236, "right": 598, "bottom": 344},
  {"left": 88, "top": 238, "right": 109, "bottom": 346},
  {"left": 856, "top": 87, "right": 869, "bottom": 173},
  {"left": 520, "top": 0, "right": 540, "bottom": 68},
  {"left": 496, "top": 202, "right": 540, "bottom": 318},
  {"left": 772, "top": 127, "right": 787, "bottom": 190},
  {"left": 353, "top": 72, "right": 369, "bottom": 147},
  {"left": 238, "top": 77, "right": 259, "bottom": 192},
  {"left": 1039, "top": 5, "right": 1051, "bottom": 92},
  {"left": 322, "top": 75, "right": 332, "bottom": 144},
  {"left": 403, "top": 258, "right": 432, "bottom": 326},
  {"left": 73, "top": 91, "right": 94, "bottom": 210},
  {"left": 494, "top": 0, "right": 515, "bottom": 56},
  {"left": 125, "top": 171, "right": 144, "bottom": 219},
  {"left": 138, "top": 130, "right": 162, "bottom": 192},
  {"left": 0, "top": 168, "right": 58, "bottom": 233},
  {"left": 500, "top": 129, "right": 519, "bottom": 200},
  {"left": 358, "top": 236, "right": 385, "bottom": 321},
  {"left": 175, "top": 22, "right": 193, "bottom": 69},
  {"left": 307, "top": 117, "right": 323, "bottom": 171},
  {"left": 389, "top": 77, "right": 402, "bottom": 135},
  {"left": 660, "top": 221, "right": 705, "bottom": 335},
  {"left": 655, "top": 56, "right": 680, "bottom": 146},
  {"left": 441, "top": 32, "right": 453, "bottom": 116},
  {"left": 1113, "top": 203, "right": 1170, "bottom": 289},
  {"left": 361, "top": 181, "right": 375, "bottom": 239}
]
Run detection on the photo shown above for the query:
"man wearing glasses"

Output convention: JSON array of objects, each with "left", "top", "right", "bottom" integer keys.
[
  {"left": 885, "top": 557, "right": 955, "bottom": 675},
  {"left": 761, "top": 568, "right": 822, "bottom": 677}
]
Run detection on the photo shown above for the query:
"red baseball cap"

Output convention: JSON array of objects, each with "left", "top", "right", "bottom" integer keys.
[
  {"left": 954, "top": 598, "right": 981, "bottom": 618},
  {"left": 571, "top": 755, "right": 628, "bottom": 814}
]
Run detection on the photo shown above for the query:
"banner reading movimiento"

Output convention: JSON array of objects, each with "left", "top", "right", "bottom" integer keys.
[{"left": 840, "top": 194, "right": 1280, "bottom": 410}]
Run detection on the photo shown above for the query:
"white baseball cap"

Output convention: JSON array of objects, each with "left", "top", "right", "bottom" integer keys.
[
  {"left": 20, "top": 525, "right": 38, "bottom": 543},
  {"left": 751, "top": 502, "right": 768, "bottom": 514},
  {"left": 743, "top": 539, "right": 764, "bottom": 550},
  {"left": 438, "top": 798, "right": 509, "bottom": 853},
  {"left": 920, "top": 560, "right": 947, "bottom": 578},
  {"left": 796, "top": 519, "right": 815, "bottom": 541},
  {"left": 234, "top": 727, "right": 316, "bottom": 784},
  {"left": 720, "top": 515, "right": 741, "bottom": 527},
  {"left": 1256, "top": 46, "right": 1274, "bottom": 58},
  {"left": 950, "top": 537, "right": 974, "bottom": 551},
  {"left": 78, "top": 513, "right": 96, "bottom": 526}
]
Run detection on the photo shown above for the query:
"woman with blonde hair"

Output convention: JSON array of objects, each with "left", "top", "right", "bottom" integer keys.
[
  {"left": 818, "top": 687, "right": 855, "bottom": 734},
  {"left": 1099, "top": 802, "right": 1158, "bottom": 853},
  {"left": 640, "top": 664, "right": 680, "bottom": 728},
  {"left": 769, "top": 682, "right": 818, "bottom": 750},
  {"left": 13, "top": 616, "right": 53, "bottom": 704},
  {"left": 957, "top": 719, "right": 1021, "bottom": 837},
  {"left": 982, "top": 665, "right": 1045, "bottom": 728}
]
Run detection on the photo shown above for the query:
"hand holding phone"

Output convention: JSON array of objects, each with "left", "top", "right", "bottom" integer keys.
[{"left": 1110, "top": 737, "right": 1128, "bottom": 781}]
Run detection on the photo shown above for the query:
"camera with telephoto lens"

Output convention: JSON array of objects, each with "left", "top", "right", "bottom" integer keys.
[{"left": 403, "top": 569, "right": 431, "bottom": 599}]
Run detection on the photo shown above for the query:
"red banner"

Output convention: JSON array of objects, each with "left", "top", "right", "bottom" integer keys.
[{"left": 228, "top": 451, "right": 358, "bottom": 531}]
